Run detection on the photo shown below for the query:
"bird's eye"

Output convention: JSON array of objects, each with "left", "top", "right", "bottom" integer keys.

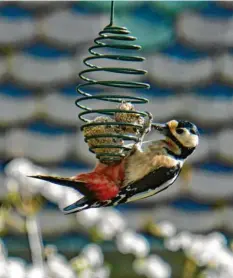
[
  {"left": 176, "top": 128, "right": 184, "bottom": 134},
  {"left": 190, "top": 129, "right": 196, "bottom": 135}
]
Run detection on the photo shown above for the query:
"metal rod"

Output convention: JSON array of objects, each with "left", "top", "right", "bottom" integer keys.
[{"left": 110, "top": 0, "right": 114, "bottom": 26}]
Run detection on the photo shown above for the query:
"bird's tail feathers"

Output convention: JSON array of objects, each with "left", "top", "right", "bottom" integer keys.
[
  {"left": 62, "top": 197, "right": 90, "bottom": 214},
  {"left": 28, "top": 175, "right": 87, "bottom": 192}
]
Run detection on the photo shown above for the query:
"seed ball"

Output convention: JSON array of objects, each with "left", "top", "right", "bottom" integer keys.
[
  {"left": 115, "top": 102, "right": 144, "bottom": 135},
  {"left": 83, "top": 116, "right": 123, "bottom": 155}
]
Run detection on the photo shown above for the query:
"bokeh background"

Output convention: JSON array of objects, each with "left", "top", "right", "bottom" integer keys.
[{"left": 1, "top": 1, "right": 233, "bottom": 278}]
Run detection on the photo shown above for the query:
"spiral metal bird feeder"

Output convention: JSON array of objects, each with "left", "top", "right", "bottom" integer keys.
[{"left": 76, "top": 1, "right": 152, "bottom": 165}]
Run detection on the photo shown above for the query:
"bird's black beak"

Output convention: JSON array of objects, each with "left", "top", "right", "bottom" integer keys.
[{"left": 151, "top": 123, "right": 169, "bottom": 135}]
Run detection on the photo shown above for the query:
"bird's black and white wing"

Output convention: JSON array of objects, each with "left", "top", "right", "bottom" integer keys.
[{"left": 108, "top": 164, "right": 181, "bottom": 205}]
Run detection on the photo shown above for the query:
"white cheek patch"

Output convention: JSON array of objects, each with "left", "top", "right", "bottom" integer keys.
[
  {"left": 191, "top": 135, "right": 199, "bottom": 147},
  {"left": 174, "top": 131, "right": 199, "bottom": 148},
  {"left": 183, "top": 134, "right": 199, "bottom": 148}
]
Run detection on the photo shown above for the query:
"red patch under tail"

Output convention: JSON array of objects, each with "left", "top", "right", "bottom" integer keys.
[{"left": 75, "top": 172, "right": 120, "bottom": 201}]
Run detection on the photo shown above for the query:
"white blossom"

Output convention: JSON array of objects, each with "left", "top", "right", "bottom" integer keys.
[
  {"left": 41, "top": 182, "right": 66, "bottom": 203},
  {"left": 4, "top": 158, "right": 47, "bottom": 196},
  {"left": 58, "top": 188, "right": 81, "bottom": 209},
  {"left": 93, "top": 266, "right": 111, "bottom": 278},
  {"left": 96, "top": 209, "right": 126, "bottom": 240},
  {"left": 81, "top": 244, "right": 104, "bottom": 268},
  {"left": 76, "top": 208, "right": 103, "bottom": 228},
  {"left": 157, "top": 221, "right": 176, "bottom": 238},
  {"left": 116, "top": 229, "right": 150, "bottom": 258},
  {"left": 26, "top": 266, "right": 47, "bottom": 278},
  {"left": 165, "top": 231, "right": 192, "bottom": 251},
  {"left": 8, "top": 258, "right": 26, "bottom": 278},
  {"left": 133, "top": 255, "right": 171, "bottom": 278}
]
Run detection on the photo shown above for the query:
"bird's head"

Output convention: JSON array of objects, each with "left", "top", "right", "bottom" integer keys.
[{"left": 152, "top": 120, "right": 199, "bottom": 159}]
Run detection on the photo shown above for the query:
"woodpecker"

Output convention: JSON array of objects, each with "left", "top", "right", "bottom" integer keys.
[{"left": 29, "top": 120, "right": 199, "bottom": 214}]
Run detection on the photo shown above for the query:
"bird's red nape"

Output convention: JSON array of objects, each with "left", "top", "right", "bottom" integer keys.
[{"left": 74, "top": 160, "right": 125, "bottom": 201}]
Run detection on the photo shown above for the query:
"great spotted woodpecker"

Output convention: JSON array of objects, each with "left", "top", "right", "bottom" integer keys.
[{"left": 29, "top": 120, "right": 199, "bottom": 214}]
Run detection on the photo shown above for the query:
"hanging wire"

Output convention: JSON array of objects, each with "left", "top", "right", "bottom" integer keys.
[
  {"left": 76, "top": 0, "right": 151, "bottom": 164},
  {"left": 109, "top": 0, "right": 114, "bottom": 26}
]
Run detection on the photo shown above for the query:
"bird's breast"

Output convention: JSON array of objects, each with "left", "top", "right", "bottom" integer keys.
[{"left": 123, "top": 152, "right": 178, "bottom": 187}]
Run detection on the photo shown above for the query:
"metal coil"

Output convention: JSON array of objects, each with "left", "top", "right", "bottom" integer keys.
[{"left": 76, "top": 2, "right": 151, "bottom": 164}]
